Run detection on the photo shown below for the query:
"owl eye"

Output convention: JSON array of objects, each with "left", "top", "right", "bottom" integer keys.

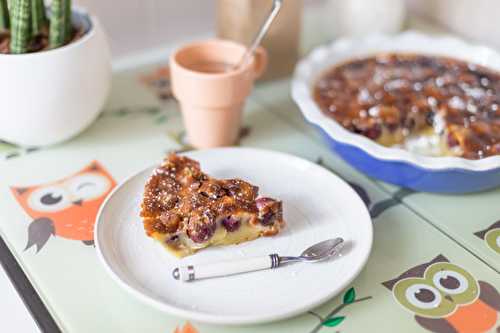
[
  {"left": 28, "top": 186, "right": 70, "bottom": 212},
  {"left": 433, "top": 270, "right": 468, "bottom": 294},
  {"left": 405, "top": 284, "right": 442, "bottom": 309},
  {"left": 67, "top": 173, "right": 111, "bottom": 201},
  {"left": 484, "top": 229, "right": 500, "bottom": 254},
  {"left": 41, "top": 193, "right": 62, "bottom": 205}
]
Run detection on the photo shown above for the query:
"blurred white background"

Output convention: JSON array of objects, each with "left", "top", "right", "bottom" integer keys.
[
  {"left": 73, "top": 0, "right": 327, "bottom": 60},
  {"left": 74, "top": 0, "right": 500, "bottom": 62},
  {"left": 407, "top": 0, "right": 500, "bottom": 50},
  {"left": 74, "top": 0, "right": 217, "bottom": 58}
]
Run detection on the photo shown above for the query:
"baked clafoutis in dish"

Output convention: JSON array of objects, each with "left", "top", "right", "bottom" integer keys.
[
  {"left": 313, "top": 54, "right": 500, "bottom": 159},
  {"left": 140, "top": 153, "right": 285, "bottom": 257}
]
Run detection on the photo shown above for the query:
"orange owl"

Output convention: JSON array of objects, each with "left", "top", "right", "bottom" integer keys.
[
  {"left": 173, "top": 322, "right": 198, "bottom": 333},
  {"left": 10, "top": 161, "right": 116, "bottom": 252},
  {"left": 383, "top": 255, "right": 500, "bottom": 333}
]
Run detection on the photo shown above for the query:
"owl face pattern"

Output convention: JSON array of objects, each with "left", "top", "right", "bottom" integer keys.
[
  {"left": 474, "top": 220, "right": 500, "bottom": 254},
  {"left": 390, "top": 260, "right": 478, "bottom": 318},
  {"left": 10, "top": 161, "right": 116, "bottom": 252},
  {"left": 382, "top": 255, "right": 500, "bottom": 333}
]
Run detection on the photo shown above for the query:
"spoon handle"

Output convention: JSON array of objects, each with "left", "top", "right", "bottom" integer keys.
[{"left": 172, "top": 254, "right": 280, "bottom": 282}]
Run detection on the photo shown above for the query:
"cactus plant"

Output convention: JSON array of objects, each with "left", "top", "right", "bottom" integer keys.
[
  {"left": 0, "top": 0, "right": 9, "bottom": 30},
  {"left": 1, "top": 0, "right": 73, "bottom": 54},
  {"left": 63, "top": 0, "right": 70, "bottom": 40},
  {"left": 10, "top": 0, "right": 31, "bottom": 54},
  {"left": 31, "top": 0, "right": 47, "bottom": 35},
  {"left": 49, "top": 0, "right": 71, "bottom": 48}
]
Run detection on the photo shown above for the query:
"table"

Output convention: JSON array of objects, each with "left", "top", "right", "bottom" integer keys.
[{"left": 1, "top": 16, "right": 499, "bottom": 333}]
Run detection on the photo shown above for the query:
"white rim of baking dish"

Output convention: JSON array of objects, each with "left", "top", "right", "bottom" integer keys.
[{"left": 292, "top": 31, "right": 500, "bottom": 172}]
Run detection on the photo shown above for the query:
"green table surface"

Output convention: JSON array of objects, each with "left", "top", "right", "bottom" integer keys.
[{"left": 0, "top": 15, "right": 499, "bottom": 333}]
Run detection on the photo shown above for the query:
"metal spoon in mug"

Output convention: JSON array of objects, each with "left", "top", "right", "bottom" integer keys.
[
  {"left": 231, "top": 0, "right": 283, "bottom": 71},
  {"left": 172, "top": 237, "right": 344, "bottom": 282}
]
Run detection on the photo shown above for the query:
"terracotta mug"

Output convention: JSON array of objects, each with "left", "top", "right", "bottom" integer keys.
[{"left": 170, "top": 39, "right": 268, "bottom": 148}]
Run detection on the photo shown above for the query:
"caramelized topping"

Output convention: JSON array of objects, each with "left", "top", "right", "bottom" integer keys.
[
  {"left": 256, "top": 197, "right": 283, "bottom": 226},
  {"left": 314, "top": 54, "right": 500, "bottom": 159}
]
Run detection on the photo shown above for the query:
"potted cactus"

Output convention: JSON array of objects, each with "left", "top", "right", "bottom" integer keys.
[{"left": 0, "top": 0, "right": 111, "bottom": 146}]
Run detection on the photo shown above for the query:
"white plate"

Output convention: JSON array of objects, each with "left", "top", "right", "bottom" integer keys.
[{"left": 95, "top": 148, "right": 373, "bottom": 325}]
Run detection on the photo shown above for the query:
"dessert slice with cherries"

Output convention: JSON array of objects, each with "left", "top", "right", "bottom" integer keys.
[{"left": 140, "top": 153, "right": 285, "bottom": 257}]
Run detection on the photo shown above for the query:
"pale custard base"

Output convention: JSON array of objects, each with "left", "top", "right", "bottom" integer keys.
[
  {"left": 152, "top": 221, "right": 263, "bottom": 258},
  {"left": 379, "top": 127, "right": 462, "bottom": 157}
]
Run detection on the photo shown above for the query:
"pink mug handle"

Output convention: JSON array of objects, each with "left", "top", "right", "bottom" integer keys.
[{"left": 253, "top": 47, "right": 268, "bottom": 79}]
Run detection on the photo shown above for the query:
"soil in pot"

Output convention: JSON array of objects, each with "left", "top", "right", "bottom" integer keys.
[{"left": 0, "top": 26, "right": 85, "bottom": 54}]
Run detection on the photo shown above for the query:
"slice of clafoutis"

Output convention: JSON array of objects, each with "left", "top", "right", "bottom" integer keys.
[{"left": 140, "top": 153, "right": 285, "bottom": 257}]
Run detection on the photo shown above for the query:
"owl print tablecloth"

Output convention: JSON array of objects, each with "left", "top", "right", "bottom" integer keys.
[
  {"left": 0, "top": 60, "right": 499, "bottom": 333},
  {"left": 1, "top": 18, "right": 500, "bottom": 333}
]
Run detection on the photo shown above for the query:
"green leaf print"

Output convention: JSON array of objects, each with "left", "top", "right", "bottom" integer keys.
[
  {"left": 307, "top": 286, "right": 372, "bottom": 333},
  {"left": 155, "top": 114, "right": 168, "bottom": 124},
  {"left": 323, "top": 316, "right": 345, "bottom": 327},
  {"left": 343, "top": 287, "right": 356, "bottom": 304},
  {"left": 0, "top": 140, "right": 16, "bottom": 153}
]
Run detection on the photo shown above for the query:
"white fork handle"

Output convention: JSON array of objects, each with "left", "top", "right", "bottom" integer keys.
[{"left": 173, "top": 254, "right": 279, "bottom": 282}]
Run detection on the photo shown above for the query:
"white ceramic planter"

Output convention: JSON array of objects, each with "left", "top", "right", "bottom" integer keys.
[{"left": 0, "top": 8, "right": 111, "bottom": 146}]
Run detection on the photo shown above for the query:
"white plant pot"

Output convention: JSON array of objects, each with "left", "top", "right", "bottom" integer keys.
[{"left": 0, "top": 8, "right": 111, "bottom": 147}]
